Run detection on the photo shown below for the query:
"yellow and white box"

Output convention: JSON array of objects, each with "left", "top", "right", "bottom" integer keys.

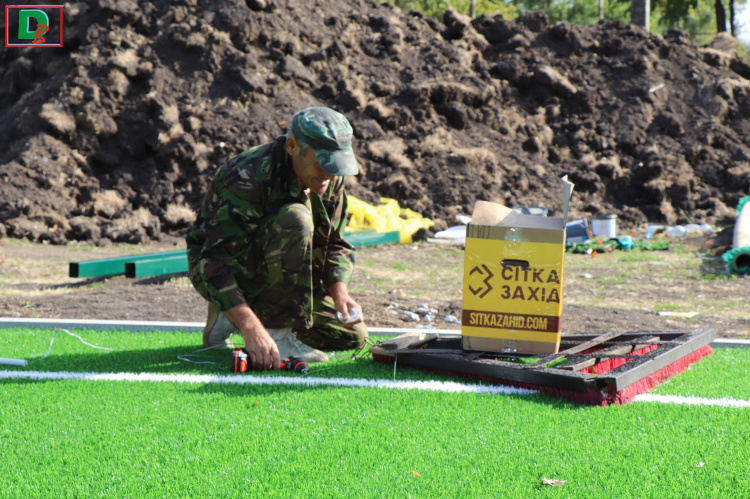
[{"left": 462, "top": 177, "right": 574, "bottom": 354}]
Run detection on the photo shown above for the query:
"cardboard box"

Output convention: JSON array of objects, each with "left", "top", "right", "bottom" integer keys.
[{"left": 461, "top": 176, "right": 574, "bottom": 354}]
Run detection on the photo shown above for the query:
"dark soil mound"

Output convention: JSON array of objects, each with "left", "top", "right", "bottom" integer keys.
[{"left": 1, "top": 0, "right": 749, "bottom": 245}]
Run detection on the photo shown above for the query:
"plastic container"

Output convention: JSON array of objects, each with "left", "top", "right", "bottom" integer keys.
[
  {"left": 566, "top": 219, "right": 589, "bottom": 242},
  {"left": 646, "top": 225, "right": 665, "bottom": 239},
  {"left": 591, "top": 214, "right": 617, "bottom": 238},
  {"left": 735, "top": 197, "right": 750, "bottom": 249},
  {"left": 665, "top": 225, "right": 687, "bottom": 237},
  {"left": 432, "top": 225, "right": 467, "bottom": 245},
  {"left": 615, "top": 235, "right": 635, "bottom": 250}
]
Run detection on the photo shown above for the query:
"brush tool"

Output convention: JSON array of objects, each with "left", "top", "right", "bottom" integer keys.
[{"left": 371, "top": 329, "right": 714, "bottom": 406}]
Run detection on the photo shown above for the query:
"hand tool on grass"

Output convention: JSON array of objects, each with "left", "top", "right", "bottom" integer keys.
[{"left": 231, "top": 348, "right": 309, "bottom": 374}]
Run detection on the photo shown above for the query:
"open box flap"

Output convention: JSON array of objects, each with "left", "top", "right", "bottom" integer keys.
[
  {"left": 471, "top": 176, "right": 575, "bottom": 231},
  {"left": 561, "top": 174, "right": 574, "bottom": 223}
]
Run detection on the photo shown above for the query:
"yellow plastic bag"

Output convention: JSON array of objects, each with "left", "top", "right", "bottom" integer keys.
[{"left": 346, "top": 196, "right": 434, "bottom": 243}]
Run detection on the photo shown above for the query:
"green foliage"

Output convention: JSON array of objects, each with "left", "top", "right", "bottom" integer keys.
[
  {"left": 656, "top": 0, "right": 718, "bottom": 44},
  {"left": 739, "top": 40, "right": 750, "bottom": 61},
  {"left": 522, "top": 0, "right": 750, "bottom": 45},
  {"left": 659, "top": 0, "right": 699, "bottom": 26},
  {"left": 378, "top": 0, "right": 515, "bottom": 19},
  {"left": 451, "top": 0, "right": 517, "bottom": 17},
  {"left": 383, "top": 0, "right": 749, "bottom": 53},
  {"left": 379, "top": 0, "right": 450, "bottom": 17},
  {"left": 512, "top": 0, "right": 631, "bottom": 24},
  {"left": 653, "top": 301, "right": 689, "bottom": 311}
]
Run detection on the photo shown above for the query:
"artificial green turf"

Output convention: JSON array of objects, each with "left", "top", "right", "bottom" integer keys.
[
  {"left": 650, "top": 347, "right": 750, "bottom": 399},
  {"left": 0, "top": 328, "right": 463, "bottom": 382},
  {"left": 3, "top": 328, "right": 749, "bottom": 398},
  {"left": 1, "top": 377, "right": 748, "bottom": 497},
  {"left": 1, "top": 328, "right": 750, "bottom": 497}
]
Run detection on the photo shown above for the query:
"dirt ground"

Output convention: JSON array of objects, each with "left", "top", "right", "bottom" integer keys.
[
  {"left": 1, "top": 234, "right": 747, "bottom": 339},
  {"left": 2, "top": 1, "right": 749, "bottom": 342},
  {"left": 2, "top": 1, "right": 750, "bottom": 248}
]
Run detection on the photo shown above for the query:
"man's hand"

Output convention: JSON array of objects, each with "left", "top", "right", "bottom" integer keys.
[
  {"left": 328, "top": 281, "right": 363, "bottom": 325},
  {"left": 243, "top": 329, "right": 281, "bottom": 371},
  {"left": 224, "top": 303, "right": 281, "bottom": 370}
]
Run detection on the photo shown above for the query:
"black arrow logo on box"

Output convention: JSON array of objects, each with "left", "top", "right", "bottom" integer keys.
[{"left": 468, "top": 264, "right": 494, "bottom": 298}]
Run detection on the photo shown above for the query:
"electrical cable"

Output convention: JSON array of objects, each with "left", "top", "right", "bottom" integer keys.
[
  {"left": 38, "top": 328, "right": 116, "bottom": 361},
  {"left": 176, "top": 334, "right": 236, "bottom": 365}
]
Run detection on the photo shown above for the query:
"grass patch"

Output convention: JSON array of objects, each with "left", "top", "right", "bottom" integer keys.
[
  {"left": 654, "top": 303, "right": 690, "bottom": 312},
  {"left": 1, "top": 329, "right": 749, "bottom": 497},
  {"left": 389, "top": 261, "right": 408, "bottom": 272},
  {"left": 562, "top": 243, "right": 748, "bottom": 326},
  {"left": 599, "top": 275, "right": 628, "bottom": 285},
  {"left": 662, "top": 268, "right": 693, "bottom": 278},
  {"left": 614, "top": 250, "right": 663, "bottom": 263},
  {"left": 350, "top": 243, "right": 463, "bottom": 300}
]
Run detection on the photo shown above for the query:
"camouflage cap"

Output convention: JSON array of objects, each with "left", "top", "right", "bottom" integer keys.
[{"left": 291, "top": 107, "right": 359, "bottom": 176}]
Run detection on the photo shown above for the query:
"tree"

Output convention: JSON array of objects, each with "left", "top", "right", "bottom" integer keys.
[
  {"left": 631, "top": 0, "right": 650, "bottom": 27},
  {"left": 381, "top": 0, "right": 748, "bottom": 45},
  {"left": 509, "top": 0, "right": 630, "bottom": 24},
  {"left": 716, "top": 0, "right": 727, "bottom": 32},
  {"left": 381, "top": 0, "right": 514, "bottom": 19}
]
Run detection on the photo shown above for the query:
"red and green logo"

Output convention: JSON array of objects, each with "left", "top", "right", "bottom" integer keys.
[{"left": 5, "top": 5, "right": 63, "bottom": 47}]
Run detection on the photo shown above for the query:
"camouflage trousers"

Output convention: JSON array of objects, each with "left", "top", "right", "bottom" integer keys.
[{"left": 194, "top": 202, "right": 367, "bottom": 351}]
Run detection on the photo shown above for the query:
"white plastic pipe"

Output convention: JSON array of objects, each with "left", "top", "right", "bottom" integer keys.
[
  {"left": 0, "top": 357, "right": 28, "bottom": 367},
  {"left": 734, "top": 200, "right": 750, "bottom": 249}
]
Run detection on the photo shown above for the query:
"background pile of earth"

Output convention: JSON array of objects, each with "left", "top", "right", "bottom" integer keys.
[{"left": 1, "top": 0, "right": 749, "bottom": 245}]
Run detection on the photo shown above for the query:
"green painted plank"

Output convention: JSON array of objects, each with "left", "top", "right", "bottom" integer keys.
[
  {"left": 348, "top": 230, "right": 400, "bottom": 247},
  {"left": 344, "top": 229, "right": 378, "bottom": 236},
  {"left": 125, "top": 255, "right": 189, "bottom": 279},
  {"left": 71, "top": 230, "right": 397, "bottom": 279},
  {"left": 69, "top": 250, "right": 187, "bottom": 278}
]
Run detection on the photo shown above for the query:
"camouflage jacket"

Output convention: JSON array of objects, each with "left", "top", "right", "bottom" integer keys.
[{"left": 186, "top": 136, "right": 353, "bottom": 312}]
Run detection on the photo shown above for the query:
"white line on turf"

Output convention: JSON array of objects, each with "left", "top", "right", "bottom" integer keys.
[
  {"left": 2, "top": 370, "right": 748, "bottom": 408},
  {"left": 633, "top": 394, "right": 750, "bottom": 408},
  {"left": 0, "top": 370, "right": 538, "bottom": 396}
]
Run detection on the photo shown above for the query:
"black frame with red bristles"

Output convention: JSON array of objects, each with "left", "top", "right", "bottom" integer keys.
[{"left": 371, "top": 328, "right": 715, "bottom": 406}]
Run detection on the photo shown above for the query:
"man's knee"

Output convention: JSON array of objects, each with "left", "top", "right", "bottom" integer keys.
[
  {"left": 297, "top": 321, "right": 368, "bottom": 351},
  {"left": 261, "top": 203, "right": 314, "bottom": 261}
]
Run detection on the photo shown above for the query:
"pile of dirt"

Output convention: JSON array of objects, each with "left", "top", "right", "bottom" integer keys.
[{"left": 1, "top": 0, "right": 750, "bottom": 245}]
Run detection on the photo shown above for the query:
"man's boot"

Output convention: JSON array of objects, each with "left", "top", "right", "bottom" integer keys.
[
  {"left": 202, "top": 303, "right": 237, "bottom": 348},
  {"left": 267, "top": 328, "right": 329, "bottom": 363}
]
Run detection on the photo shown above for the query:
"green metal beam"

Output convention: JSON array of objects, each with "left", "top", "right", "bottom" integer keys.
[
  {"left": 125, "top": 255, "right": 189, "bottom": 279},
  {"left": 347, "top": 230, "right": 400, "bottom": 247},
  {"left": 69, "top": 230, "right": 399, "bottom": 280},
  {"left": 344, "top": 229, "right": 378, "bottom": 236},
  {"left": 69, "top": 250, "right": 187, "bottom": 278}
]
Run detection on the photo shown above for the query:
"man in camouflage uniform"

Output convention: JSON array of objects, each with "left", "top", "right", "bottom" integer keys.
[{"left": 186, "top": 107, "right": 367, "bottom": 370}]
